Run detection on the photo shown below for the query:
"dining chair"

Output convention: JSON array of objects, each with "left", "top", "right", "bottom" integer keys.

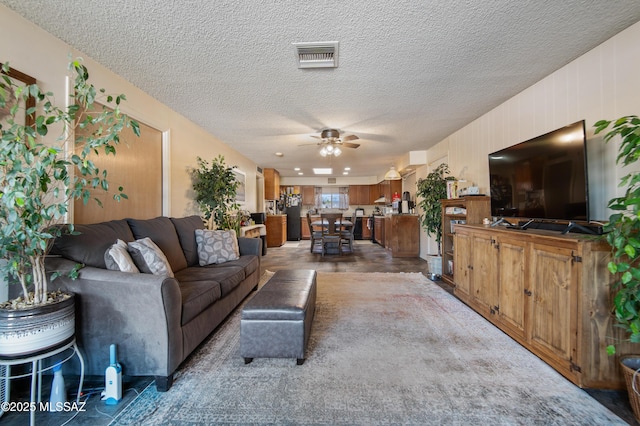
[
  {"left": 340, "top": 215, "right": 354, "bottom": 254},
  {"left": 307, "top": 212, "right": 324, "bottom": 253},
  {"left": 320, "top": 213, "right": 344, "bottom": 256}
]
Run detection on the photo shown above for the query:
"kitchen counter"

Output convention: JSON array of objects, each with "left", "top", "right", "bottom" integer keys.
[
  {"left": 265, "top": 215, "right": 287, "bottom": 247},
  {"left": 374, "top": 214, "right": 419, "bottom": 257}
]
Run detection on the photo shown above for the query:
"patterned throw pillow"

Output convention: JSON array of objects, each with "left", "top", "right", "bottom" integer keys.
[
  {"left": 127, "top": 237, "right": 174, "bottom": 278},
  {"left": 195, "top": 229, "right": 240, "bottom": 266},
  {"left": 104, "top": 239, "right": 140, "bottom": 273}
]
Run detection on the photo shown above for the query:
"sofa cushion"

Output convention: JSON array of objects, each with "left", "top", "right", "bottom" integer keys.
[
  {"left": 127, "top": 217, "right": 188, "bottom": 272},
  {"left": 195, "top": 229, "right": 240, "bottom": 265},
  {"left": 175, "top": 265, "right": 245, "bottom": 297},
  {"left": 211, "top": 255, "right": 260, "bottom": 279},
  {"left": 179, "top": 280, "right": 222, "bottom": 325},
  {"left": 128, "top": 237, "right": 174, "bottom": 278},
  {"left": 51, "top": 219, "right": 134, "bottom": 269},
  {"left": 170, "top": 216, "right": 205, "bottom": 267},
  {"left": 104, "top": 239, "right": 140, "bottom": 273}
]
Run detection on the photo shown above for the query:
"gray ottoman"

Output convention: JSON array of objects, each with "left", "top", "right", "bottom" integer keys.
[{"left": 240, "top": 269, "right": 317, "bottom": 365}]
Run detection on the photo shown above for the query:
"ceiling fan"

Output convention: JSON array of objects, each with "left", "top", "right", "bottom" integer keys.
[
  {"left": 300, "top": 129, "right": 361, "bottom": 157},
  {"left": 310, "top": 128, "right": 360, "bottom": 149}
]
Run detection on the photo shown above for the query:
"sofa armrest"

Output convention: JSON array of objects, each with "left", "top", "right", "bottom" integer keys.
[
  {"left": 238, "top": 237, "right": 261, "bottom": 257},
  {"left": 46, "top": 257, "right": 183, "bottom": 378}
]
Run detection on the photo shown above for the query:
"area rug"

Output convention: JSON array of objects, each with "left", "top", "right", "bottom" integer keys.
[{"left": 111, "top": 272, "right": 624, "bottom": 425}]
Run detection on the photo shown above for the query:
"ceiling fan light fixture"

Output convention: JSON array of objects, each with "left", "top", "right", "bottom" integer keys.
[
  {"left": 333, "top": 147, "right": 342, "bottom": 156},
  {"left": 384, "top": 166, "right": 402, "bottom": 180},
  {"left": 319, "top": 147, "right": 328, "bottom": 157}
]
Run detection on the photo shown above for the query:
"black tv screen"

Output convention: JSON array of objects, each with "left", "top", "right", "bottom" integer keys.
[{"left": 488, "top": 120, "right": 589, "bottom": 222}]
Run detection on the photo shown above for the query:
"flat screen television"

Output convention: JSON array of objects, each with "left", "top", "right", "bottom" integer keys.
[{"left": 488, "top": 120, "right": 589, "bottom": 223}]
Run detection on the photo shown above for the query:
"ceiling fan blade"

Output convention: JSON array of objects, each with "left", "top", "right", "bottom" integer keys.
[
  {"left": 343, "top": 142, "right": 360, "bottom": 149},
  {"left": 310, "top": 135, "right": 322, "bottom": 139},
  {"left": 343, "top": 134, "right": 359, "bottom": 142}
]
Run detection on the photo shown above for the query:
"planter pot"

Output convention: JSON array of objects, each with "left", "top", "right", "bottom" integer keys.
[
  {"left": 427, "top": 255, "right": 442, "bottom": 280},
  {"left": 620, "top": 355, "right": 640, "bottom": 422},
  {"left": 0, "top": 293, "right": 75, "bottom": 358}
]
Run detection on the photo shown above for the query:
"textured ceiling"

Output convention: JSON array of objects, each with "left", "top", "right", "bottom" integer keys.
[{"left": 3, "top": 1, "right": 640, "bottom": 178}]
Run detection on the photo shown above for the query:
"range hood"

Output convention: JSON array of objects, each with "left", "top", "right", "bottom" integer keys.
[{"left": 374, "top": 196, "right": 387, "bottom": 204}]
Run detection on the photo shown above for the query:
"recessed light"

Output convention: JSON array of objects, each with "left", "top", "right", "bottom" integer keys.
[
  {"left": 294, "top": 167, "right": 300, "bottom": 171},
  {"left": 344, "top": 167, "right": 351, "bottom": 171},
  {"left": 298, "top": 172, "right": 304, "bottom": 175},
  {"left": 275, "top": 152, "right": 284, "bottom": 157},
  {"left": 313, "top": 168, "right": 332, "bottom": 175},
  {"left": 343, "top": 171, "right": 349, "bottom": 175}
]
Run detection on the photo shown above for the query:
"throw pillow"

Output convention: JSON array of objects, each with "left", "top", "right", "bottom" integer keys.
[
  {"left": 195, "top": 229, "right": 240, "bottom": 266},
  {"left": 104, "top": 239, "right": 140, "bottom": 273},
  {"left": 127, "top": 237, "right": 174, "bottom": 278}
]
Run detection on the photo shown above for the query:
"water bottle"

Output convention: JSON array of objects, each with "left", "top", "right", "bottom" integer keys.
[{"left": 49, "top": 363, "right": 66, "bottom": 411}]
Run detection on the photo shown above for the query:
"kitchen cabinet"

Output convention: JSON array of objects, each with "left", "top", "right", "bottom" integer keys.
[
  {"left": 301, "top": 217, "right": 310, "bottom": 239},
  {"left": 386, "top": 215, "right": 419, "bottom": 257},
  {"left": 375, "top": 215, "right": 418, "bottom": 257},
  {"left": 374, "top": 216, "right": 385, "bottom": 246},
  {"left": 440, "top": 196, "right": 491, "bottom": 286},
  {"left": 369, "top": 184, "right": 381, "bottom": 204},
  {"left": 301, "top": 186, "right": 315, "bottom": 205},
  {"left": 300, "top": 215, "right": 320, "bottom": 240},
  {"left": 384, "top": 216, "right": 392, "bottom": 249},
  {"left": 369, "top": 180, "right": 402, "bottom": 204},
  {"left": 265, "top": 215, "right": 286, "bottom": 247},
  {"left": 453, "top": 224, "right": 635, "bottom": 389},
  {"left": 349, "top": 185, "right": 370, "bottom": 205},
  {"left": 264, "top": 168, "right": 280, "bottom": 200},
  {"left": 377, "top": 180, "right": 402, "bottom": 203},
  {"left": 362, "top": 217, "right": 372, "bottom": 240}
]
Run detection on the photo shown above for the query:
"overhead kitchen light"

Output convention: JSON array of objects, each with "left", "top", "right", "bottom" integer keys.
[
  {"left": 384, "top": 166, "right": 401, "bottom": 180},
  {"left": 313, "top": 168, "right": 333, "bottom": 175}
]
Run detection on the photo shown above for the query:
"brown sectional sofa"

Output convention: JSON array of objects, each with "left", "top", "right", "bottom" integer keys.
[{"left": 46, "top": 215, "right": 261, "bottom": 391}]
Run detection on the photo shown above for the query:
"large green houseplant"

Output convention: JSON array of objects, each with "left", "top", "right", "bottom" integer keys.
[
  {"left": 594, "top": 115, "right": 640, "bottom": 354},
  {"left": 595, "top": 115, "right": 640, "bottom": 421},
  {"left": 0, "top": 59, "right": 140, "bottom": 308},
  {"left": 191, "top": 155, "right": 241, "bottom": 231},
  {"left": 416, "top": 163, "right": 455, "bottom": 256}
]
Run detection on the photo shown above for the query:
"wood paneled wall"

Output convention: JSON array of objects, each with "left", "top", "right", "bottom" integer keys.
[{"left": 429, "top": 22, "right": 640, "bottom": 222}]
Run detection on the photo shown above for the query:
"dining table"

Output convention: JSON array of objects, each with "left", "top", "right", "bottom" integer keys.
[
  {"left": 310, "top": 218, "right": 354, "bottom": 255},
  {"left": 310, "top": 219, "right": 353, "bottom": 228}
]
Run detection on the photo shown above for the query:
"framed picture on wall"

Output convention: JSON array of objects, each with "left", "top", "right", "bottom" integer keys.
[
  {"left": 233, "top": 168, "right": 246, "bottom": 203},
  {"left": 0, "top": 65, "right": 36, "bottom": 133}
]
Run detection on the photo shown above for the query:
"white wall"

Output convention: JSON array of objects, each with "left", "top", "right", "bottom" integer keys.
[
  {"left": 417, "top": 21, "right": 640, "bottom": 259},
  {"left": 0, "top": 5, "right": 259, "bottom": 218}
]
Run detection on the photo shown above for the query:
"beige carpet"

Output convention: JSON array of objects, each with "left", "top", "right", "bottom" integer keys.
[{"left": 112, "top": 271, "right": 625, "bottom": 425}]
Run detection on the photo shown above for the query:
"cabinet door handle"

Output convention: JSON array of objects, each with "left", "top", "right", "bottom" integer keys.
[{"left": 524, "top": 289, "right": 532, "bottom": 296}]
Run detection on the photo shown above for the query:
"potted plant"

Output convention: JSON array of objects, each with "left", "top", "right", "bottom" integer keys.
[
  {"left": 594, "top": 115, "right": 640, "bottom": 420},
  {"left": 191, "top": 155, "right": 240, "bottom": 231},
  {"left": 0, "top": 60, "right": 139, "bottom": 356},
  {"left": 416, "top": 163, "right": 455, "bottom": 277}
]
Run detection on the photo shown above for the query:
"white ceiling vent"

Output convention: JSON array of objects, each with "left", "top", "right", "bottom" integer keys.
[
  {"left": 328, "top": 177, "right": 337, "bottom": 184},
  {"left": 293, "top": 41, "right": 339, "bottom": 68}
]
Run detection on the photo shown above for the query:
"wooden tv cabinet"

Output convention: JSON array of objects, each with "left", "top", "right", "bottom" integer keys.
[{"left": 453, "top": 224, "right": 634, "bottom": 389}]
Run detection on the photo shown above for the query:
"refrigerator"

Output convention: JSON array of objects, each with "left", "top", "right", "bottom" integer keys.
[{"left": 286, "top": 205, "right": 301, "bottom": 241}]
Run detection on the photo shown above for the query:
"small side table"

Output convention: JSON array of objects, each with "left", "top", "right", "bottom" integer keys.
[
  {"left": 0, "top": 337, "right": 85, "bottom": 426},
  {"left": 240, "top": 224, "right": 267, "bottom": 255}
]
